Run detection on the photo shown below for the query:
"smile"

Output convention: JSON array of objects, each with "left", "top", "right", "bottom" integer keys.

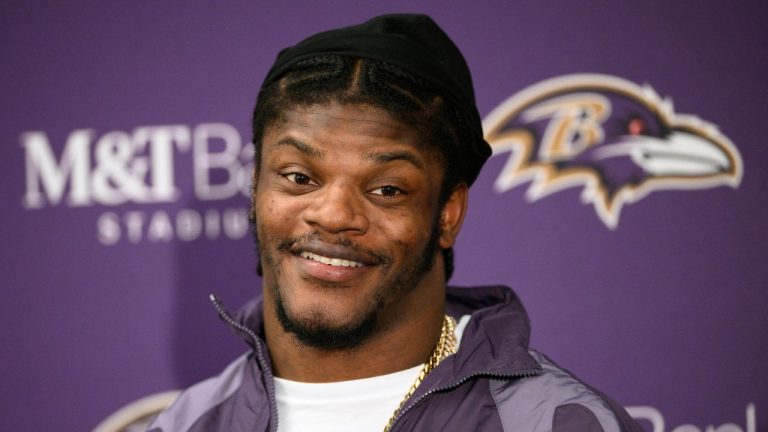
[{"left": 300, "top": 251, "right": 364, "bottom": 268}]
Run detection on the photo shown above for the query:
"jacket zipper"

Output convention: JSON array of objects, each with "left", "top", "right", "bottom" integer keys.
[
  {"left": 389, "top": 368, "right": 541, "bottom": 432},
  {"left": 209, "top": 294, "right": 279, "bottom": 432}
]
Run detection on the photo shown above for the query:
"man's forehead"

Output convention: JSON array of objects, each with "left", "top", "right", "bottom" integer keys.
[
  {"left": 258, "top": 103, "right": 449, "bottom": 176},
  {"left": 265, "top": 104, "right": 426, "bottom": 150},
  {"left": 279, "top": 103, "right": 415, "bottom": 133}
]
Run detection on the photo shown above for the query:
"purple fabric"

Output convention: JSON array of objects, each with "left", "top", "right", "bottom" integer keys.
[
  {"left": 149, "top": 286, "right": 640, "bottom": 431},
  {"left": 554, "top": 404, "right": 605, "bottom": 432}
]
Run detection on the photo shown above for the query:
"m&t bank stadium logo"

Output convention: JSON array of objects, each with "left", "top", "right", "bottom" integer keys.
[{"left": 483, "top": 74, "right": 743, "bottom": 228}]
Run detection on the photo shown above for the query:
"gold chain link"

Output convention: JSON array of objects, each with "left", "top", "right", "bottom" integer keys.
[{"left": 383, "top": 315, "right": 457, "bottom": 432}]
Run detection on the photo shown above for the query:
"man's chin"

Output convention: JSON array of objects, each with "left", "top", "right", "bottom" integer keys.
[{"left": 275, "top": 300, "right": 379, "bottom": 351}]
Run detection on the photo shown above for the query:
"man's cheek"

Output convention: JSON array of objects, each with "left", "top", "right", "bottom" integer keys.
[{"left": 256, "top": 202, "right": 288, "bottom": 233}]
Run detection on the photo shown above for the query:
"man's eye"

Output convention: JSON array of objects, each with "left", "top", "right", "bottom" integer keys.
[
  {"left": 370, "top": 185, "right": 403, "bottom": 197},
  {"left": 284, "top": 173, "right": 315, "bottom": 185}
]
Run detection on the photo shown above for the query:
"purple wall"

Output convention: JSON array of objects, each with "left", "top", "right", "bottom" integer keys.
[{"left": 1, "top": 2, "right": 766, "bottom": 431}]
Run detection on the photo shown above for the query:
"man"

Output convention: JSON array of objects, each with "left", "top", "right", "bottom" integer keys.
[{"left": 149, "top": 14, "right": 642, "bottom": 432}]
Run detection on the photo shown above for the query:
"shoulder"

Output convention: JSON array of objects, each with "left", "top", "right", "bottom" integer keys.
[
  {"left": 489, "top": 350, "right": 641, "bottom": 432},
  {"left": 147, "top": 353, "right": 252, "bottom": 432}
]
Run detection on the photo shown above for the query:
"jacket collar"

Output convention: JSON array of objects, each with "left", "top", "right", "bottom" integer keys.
[
  {"left": 226, "top": 284, "right": 541, "bottom": 380},
  {"left": 439, "top": 285, "right": 541, "bottom": 380}
]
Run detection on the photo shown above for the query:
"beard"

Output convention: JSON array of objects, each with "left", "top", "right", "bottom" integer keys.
[{"left": 250, "top": 211, "right": 442, "bottom": 351}]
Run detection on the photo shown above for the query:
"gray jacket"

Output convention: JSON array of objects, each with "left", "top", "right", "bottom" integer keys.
[{"left": 149, "top": 285, "right": 642, "bottom": 431}]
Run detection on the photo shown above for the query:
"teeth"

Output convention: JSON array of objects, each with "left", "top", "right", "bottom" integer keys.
[{"left": 300, "top": 251, "right": 364, "bottom": 268}]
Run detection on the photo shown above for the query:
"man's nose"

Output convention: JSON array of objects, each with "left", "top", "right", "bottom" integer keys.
[{"left": 302, "top": 184, "right": 369, "bottom": 234}]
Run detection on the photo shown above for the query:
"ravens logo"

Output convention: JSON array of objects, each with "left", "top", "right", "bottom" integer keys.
[{"left": 483, "top": 74, "right": 743, "bottom": 229}]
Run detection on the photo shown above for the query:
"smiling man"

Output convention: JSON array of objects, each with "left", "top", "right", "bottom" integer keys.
[{"left": 149, "top": 14, "right": 642, "bottom": 432}]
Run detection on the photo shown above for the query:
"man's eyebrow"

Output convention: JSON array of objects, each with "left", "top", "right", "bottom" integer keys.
[
  {"left": 364, "top": 150, "right": 425, "bottom": 169},
  {"left": 271, "top": 137, "right": 324, "bottom": 159}
]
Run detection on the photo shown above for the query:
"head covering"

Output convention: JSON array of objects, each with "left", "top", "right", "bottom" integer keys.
[{"left": 260, "top": 13, "right": 492, "bottom": 186}]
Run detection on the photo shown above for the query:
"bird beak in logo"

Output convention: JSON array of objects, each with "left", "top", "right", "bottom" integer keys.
[{"left": 482, "top": 74, "right": 743, "bottom": 229}]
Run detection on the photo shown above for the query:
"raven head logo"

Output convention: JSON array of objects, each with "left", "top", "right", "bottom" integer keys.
[{"left": 483, "top": 74, "right": 743, "bottom": 229}]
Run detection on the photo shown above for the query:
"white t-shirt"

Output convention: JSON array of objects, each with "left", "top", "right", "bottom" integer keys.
[{"left": 274, "top": 315, "right": 470, "bottom": 432}]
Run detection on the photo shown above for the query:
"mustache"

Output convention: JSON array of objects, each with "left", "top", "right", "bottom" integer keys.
[{"left": 275, "top": 232, "right": 391, "bottom": 265}]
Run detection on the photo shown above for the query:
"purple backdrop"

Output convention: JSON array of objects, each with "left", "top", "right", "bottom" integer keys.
[{"left": 1, "top": 2, "right": 766, "bottom": 431}]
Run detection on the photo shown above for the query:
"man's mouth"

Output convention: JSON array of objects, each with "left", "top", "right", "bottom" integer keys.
[{"left": 299, "top": 251, "right": 364, "bottom": 268}]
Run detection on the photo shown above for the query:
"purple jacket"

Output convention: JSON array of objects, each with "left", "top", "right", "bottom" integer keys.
[{"left": 149, "top": 285, "right": 642, "bottom": 431}]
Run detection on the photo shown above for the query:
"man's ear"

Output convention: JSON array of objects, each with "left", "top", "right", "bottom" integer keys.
[{"left": 439, "top": 183, "right": 469, "bottom": 249}]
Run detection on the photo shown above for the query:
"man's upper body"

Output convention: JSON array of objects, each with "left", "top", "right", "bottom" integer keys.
[
  {"left": 149, "top": 13, "right": 642, "bottom": 431},
  {"left": 149, "top": 286, "right": 641, "bottom": 431}
]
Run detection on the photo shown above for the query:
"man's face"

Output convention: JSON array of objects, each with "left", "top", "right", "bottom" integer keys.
[{"left": 253, "top": 103, "right": 464, "bottom": 350}]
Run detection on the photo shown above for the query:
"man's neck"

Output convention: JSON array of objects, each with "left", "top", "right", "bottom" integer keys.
[{"left": 262, "top": 281, "right": 446, "bottom": 383}]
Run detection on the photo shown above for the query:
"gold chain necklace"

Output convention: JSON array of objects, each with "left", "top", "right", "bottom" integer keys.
[{"left": 383, "top": 314, "right": 457, "bottom": 432}]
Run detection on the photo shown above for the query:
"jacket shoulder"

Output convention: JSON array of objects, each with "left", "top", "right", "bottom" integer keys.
[
  {"left": 147, "top": 353, "right": 250, "bottom": 432},
  {"left": 489, "top": 350, "right": 642, "bottom": 432}
]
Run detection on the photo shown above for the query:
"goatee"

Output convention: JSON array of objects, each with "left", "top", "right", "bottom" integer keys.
[{"left": 254, "top": 215, "right": 442, "bottom": 351}]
